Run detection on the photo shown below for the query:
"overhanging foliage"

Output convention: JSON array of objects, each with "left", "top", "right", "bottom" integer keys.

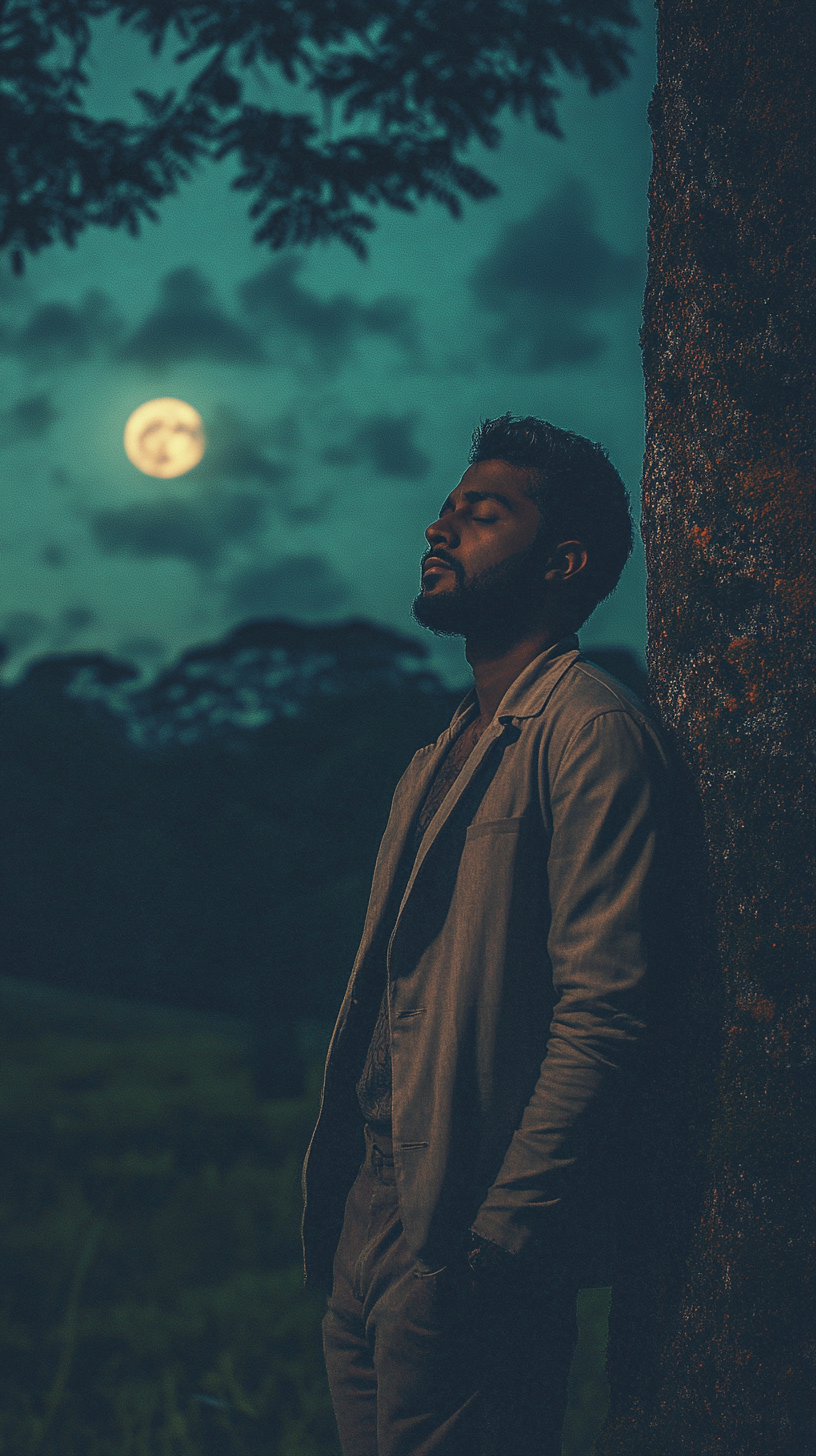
[{"left": 1, "top": 0, "right": 638, "bottom": 267}]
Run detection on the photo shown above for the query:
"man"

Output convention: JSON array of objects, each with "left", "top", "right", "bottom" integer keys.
[{"left": 302, "top": 415, "right": 669, "bottom": 1456}]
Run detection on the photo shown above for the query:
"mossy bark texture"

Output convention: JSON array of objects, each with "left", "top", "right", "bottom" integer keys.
[{"left": 598, "top": 3, "right": 815, "bottom": 1453}]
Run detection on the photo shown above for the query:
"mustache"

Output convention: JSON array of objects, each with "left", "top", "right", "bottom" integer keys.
[{"left": 420, "top": 548, "right": 462, "bottom": 579}]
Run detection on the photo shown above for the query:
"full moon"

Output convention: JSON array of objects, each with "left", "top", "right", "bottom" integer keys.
[{"left": 124, "top": 398, "right": 205, "bottom": 478}]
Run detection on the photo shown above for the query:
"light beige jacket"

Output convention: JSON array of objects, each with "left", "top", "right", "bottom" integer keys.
[{"left": 302, "top": 637, "right": 670, "bottom": 1286}]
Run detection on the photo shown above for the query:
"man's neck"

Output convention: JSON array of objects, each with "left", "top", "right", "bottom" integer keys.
[{"left": 465, "top": 626, "right": 562, "bottom": 726}]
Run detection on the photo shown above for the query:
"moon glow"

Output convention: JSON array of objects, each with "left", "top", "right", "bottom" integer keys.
[{"left": 124, "top": 398, "right": 205, "bottom": 478}]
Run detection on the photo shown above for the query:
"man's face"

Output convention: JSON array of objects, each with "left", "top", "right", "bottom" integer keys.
[{"left": 412, "top": 459, "right": 549, "bottom": 640}]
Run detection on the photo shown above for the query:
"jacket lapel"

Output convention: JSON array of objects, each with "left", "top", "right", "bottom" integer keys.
[
  {"left": 388, "top": 714, "right": 508, "bottom": 943},
  {"left": 353, "top": 637, "right": 580, "bottom": 981},
  {"left": 346, "top": 719, "right": 468, "bottom": 979},
  {"left": 386, "top": 638, "right": 580, "bottom": 949}
]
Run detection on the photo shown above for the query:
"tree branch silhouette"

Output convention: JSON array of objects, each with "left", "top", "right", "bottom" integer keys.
[{"left": 1, "top": 0, "right": 638, "bottom": 268}]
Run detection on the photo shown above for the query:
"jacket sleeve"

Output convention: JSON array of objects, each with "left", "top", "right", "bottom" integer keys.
[{"left": 470, "top": 708, "right": 667, "bottom": 1259}]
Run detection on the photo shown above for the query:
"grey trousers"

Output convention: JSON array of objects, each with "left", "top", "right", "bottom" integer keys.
[{"left": 322, "top": 1131, "right": 579, "bottom": 1456}]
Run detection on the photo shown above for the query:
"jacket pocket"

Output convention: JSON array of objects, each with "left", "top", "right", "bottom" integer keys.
[{"left": 465, "top": 816, "right": 525, "bottom": 842}]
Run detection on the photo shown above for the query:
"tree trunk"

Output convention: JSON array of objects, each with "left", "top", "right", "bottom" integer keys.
[{"left": 598, "top": 3, "right": 815, "bottom": 1453}]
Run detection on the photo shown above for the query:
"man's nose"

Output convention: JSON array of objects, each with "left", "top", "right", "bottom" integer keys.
[{"left": 425, "top": 515, "right": 457, "bottom": 547}]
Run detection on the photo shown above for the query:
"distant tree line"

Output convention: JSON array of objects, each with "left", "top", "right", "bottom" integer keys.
[{"left": 0, "top": 619, "right": 644, "bottom": 1093}]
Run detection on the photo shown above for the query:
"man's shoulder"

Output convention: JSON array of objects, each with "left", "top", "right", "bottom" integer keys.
[
  {"left": 563, "top": 655, "right": 649, "bottom": 719},
  {"left": 543, "top": 654, "right": 667, "bottom": 762}
]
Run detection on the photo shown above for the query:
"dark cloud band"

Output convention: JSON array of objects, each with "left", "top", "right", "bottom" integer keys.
[
  {"left": 118, "top": 268, "right": 265, "bottom": 368},
  {"left": 0, "top": 392, "right": 59, "bottom": 444},
  {"left": 238, "top": 256, "right": 420, "bottom": 373},
  {"left": 469, "top": 180, "right": 644, "bottom": 373},
  {"left": 0, "top": 291, "right": 123, "bottom": 369},
  {"left": 90, "top": 493, "right": 268, "bottom": 570},
  {"left": 321, "top": 412, "right": 430, "bottom": 480},
  {"left": 225, "top": 556, "right": 351, "bottom": 620}
]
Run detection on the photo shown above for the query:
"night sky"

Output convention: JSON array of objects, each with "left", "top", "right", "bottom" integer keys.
[{"left": 0, "top": 3, "right": 656, "bottom": 687}]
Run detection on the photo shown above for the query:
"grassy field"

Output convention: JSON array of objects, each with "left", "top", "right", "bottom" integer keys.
[{"left": 0, "top": 979, "right": 611, "bottom": 1456}]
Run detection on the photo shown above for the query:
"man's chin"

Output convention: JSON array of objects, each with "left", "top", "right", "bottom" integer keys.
[{"left": 411, "top": 589, "right": 467, "bottom": 637}]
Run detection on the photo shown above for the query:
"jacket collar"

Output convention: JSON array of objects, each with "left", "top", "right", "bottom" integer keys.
[
  {"left": 349, "top": 637, "right": 580, "bottom": 981},
  {"left": 446, "top": 633, "right": 580, "bottom": 733},
  {"left": 391, "top": 635, "right": 580, "bottom": 929}
]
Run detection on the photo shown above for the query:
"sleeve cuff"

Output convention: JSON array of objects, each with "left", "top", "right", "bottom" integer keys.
[{"left": 466, "top": 1229, "right": 523, "bottom": 1277}]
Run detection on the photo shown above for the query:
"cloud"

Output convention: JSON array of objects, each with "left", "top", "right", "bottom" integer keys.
[
  {"left": 322, "top": 412, "right": 431, "bottom": 480},
  {"left": 469, "top": 181, "right": 644, "bottom": 372},
  {"left": 196, "top": 404, "right": 293, "bottom": 490},
  {"left": 237, "top": 257, "right": 420, "bottom": 372},
  {"left": 0, "top": 291, "right": 123, "bottom": 369},
  {"left": 118, "top": 268, "right": 266, "bottom": 368},
  {"left": 0, "top": 605, "right": 98, "bottom": 663},
  {"left": 51, "top": 606, "right": 97, "bottom": 649},
  {"left": 0, "top": 392, "right": 59, "bottom": 444},
  {"left": 193, "top": 404, "right": 334, "bottom": 524},
  {"left": 194, "top": 403, "right": 334, "bottom": 523},
  {"left": 118, "top": 636, "right": 166, "bottom": 665},
  {"left": 0, "top": 610, "right": 47, "bottom": 654},
  {"left": 90, "top": 492, "right": 267, "bottom": 570},
  {"left": 225, "top": 556, "right": 351, "bottom": 620},
  {"left": 61, "top": 605, "right": 96, "bottom": 633}
]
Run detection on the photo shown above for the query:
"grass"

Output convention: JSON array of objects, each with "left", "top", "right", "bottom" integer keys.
[{"left": 0, "top": 979, "right": 610, "bottom": 1455}]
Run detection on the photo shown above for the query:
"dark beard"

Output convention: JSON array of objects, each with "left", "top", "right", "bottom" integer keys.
[{"left": 411, "top": 538, "right": 551, "bottom": 643}]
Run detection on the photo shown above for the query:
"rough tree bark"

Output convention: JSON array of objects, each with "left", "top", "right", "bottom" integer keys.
[{"left": 597, "top": 2, "right": 815, "bottom": 1454}]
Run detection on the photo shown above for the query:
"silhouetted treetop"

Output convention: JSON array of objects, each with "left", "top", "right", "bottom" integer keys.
[
  {"left": 0, "top": 617, "right": 461, "bottom": 1016},
  {"left": 2, "top": 0, "right": 638, "bottom": 268},
  {"left": 26, "top": 618, "right": 444, "bottom": 745},
  {"left": 15, "top": 651, "right": 139, "bottom": 693}
]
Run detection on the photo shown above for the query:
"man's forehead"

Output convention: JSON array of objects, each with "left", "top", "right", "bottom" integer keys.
[{"left": 440, "top": 459, "right": 535, "bottom": 512}]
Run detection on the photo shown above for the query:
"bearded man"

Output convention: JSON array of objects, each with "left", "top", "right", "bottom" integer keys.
[{"left": 302, "top": 414, "right": 669, "bottom": 1456}]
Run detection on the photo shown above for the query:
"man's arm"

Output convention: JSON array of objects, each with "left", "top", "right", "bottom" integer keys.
[{"left": 470, "top": 708, "right": 667, "bottom": 1261}]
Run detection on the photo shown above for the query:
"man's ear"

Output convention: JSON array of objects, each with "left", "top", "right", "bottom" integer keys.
[{"left": 543, "top": 540, "right": 589, "bottom": 585}]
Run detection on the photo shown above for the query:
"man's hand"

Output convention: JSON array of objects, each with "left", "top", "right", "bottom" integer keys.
[
  {"left": 466, "top": 1230, "right": 521, "bottom": 1279},
  {"left": 466, "top": 1229, "right": 575, "bottom": 1292}
]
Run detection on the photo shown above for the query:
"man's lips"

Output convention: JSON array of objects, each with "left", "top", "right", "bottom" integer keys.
[{"left": 422, "top": 556, "right": 456, "bottom": 576}]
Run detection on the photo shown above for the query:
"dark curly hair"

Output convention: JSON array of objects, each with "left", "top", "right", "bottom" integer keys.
[{"left": 469, "top": 414, "right": 633, "bottom": 629}]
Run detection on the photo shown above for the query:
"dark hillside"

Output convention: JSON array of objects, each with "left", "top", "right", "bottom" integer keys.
[
  {"left": 0, "top": 623, "right": 459, "bottom": 1028},
  {"left": 0, "top": 618, "right": 643, "bottom": 1045}
]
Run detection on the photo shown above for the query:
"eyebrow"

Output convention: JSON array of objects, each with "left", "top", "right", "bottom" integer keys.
[{"left": 438, "top": 490, "right": 516, "bottom": 515}]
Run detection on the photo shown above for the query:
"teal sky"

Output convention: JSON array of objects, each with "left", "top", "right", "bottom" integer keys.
[{"left": 0, "top": 4, "right": 656, "bottom": 685}]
